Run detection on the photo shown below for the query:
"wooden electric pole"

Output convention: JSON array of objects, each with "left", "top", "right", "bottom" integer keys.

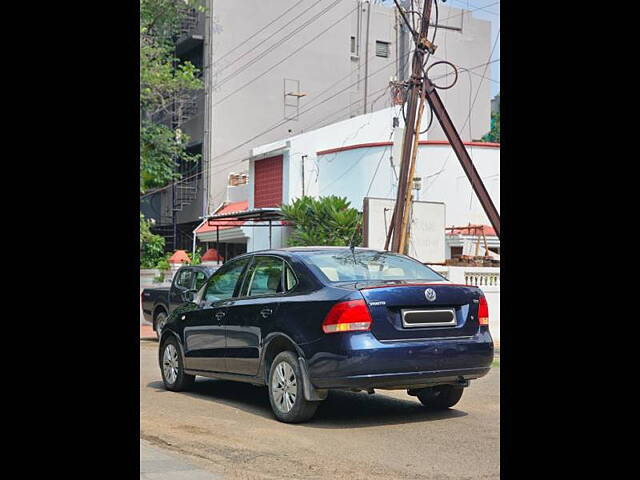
[{"left": 386, "top": 0, "right": 434, "bottom": 252}]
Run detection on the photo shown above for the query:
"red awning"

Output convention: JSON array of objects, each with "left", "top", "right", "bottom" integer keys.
[{"left": 195, "top": 201, "right": 248, "bottom": 234}]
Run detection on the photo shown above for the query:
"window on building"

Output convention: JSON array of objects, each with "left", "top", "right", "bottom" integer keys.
[
  {"left": 350, "top": 36, "right": 356, "bottom": 54},
  {"left": 451, "top": 246, "right": 463, "bottom": 258},
  {"left": 376, "top": 41, "right": 390, "bottom": 58}
]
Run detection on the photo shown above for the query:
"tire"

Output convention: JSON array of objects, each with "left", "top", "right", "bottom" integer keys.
[
  {"left": 416, "top": 385, "right": 464, "bottom": 409},
  {"left": 268, "top": 351, "right": 320, "bottom": 423},
  {"left": 154, "top": 310, "right": 168, "bottom": 340},
  {"left": 160, "top": 337, "right": 195, "bottom": 392}
]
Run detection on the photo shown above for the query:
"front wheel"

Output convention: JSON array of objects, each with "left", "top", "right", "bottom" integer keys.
[
  {"left": 416, "top": 385, "right": 464, "bottom": 409},
  {"left": 268, "top": 351, "right": 320, "bottom": 423},
  {"left": 160, "top": 337, "right": 194, "bottom": 392}
]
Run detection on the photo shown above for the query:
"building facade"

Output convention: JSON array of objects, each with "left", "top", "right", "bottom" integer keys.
[
  {"left": 194, "top": 105, "right": 500, "bottom": 261},
  {"left": 143, "top": 0, "right": 493, "bottom": 252}
]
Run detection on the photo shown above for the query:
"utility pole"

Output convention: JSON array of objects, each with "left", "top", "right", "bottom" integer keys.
[
  {"left": 386, "top": 0, "right": 500, "bottom": 252},
  {"left": 386, "top": 0, "right": 433, "bottom": 252}
]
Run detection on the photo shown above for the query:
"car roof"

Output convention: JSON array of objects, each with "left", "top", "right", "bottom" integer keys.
[{"left": 244, "top": 246, "right": 390, "bottom": 257}]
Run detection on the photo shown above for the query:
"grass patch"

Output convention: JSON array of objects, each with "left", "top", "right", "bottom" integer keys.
[{"left": 491, "top": 357, "right": 500, "bottom": 368}]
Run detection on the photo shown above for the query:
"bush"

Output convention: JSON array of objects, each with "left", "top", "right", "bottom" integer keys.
[
  {"left": 140, "top": 214, "right": 166, "bottom": 268},
  {"left": 280, "top": 196, "right": 362, "bottom": 247}
]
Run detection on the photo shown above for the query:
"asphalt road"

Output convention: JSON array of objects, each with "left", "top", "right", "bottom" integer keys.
[{"left": 140, "top": 341, "right": 499, "bottom": 479}]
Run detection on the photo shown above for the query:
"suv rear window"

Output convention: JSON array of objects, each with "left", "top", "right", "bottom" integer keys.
[{"left": 300, "top": 250, "right": 445, "bottom": 283}]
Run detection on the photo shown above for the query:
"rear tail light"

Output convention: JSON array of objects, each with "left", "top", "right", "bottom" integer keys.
[
  {"left": 478, "top": 295, "right": 489, "bottom": 326},
  {"left": 322, "top": 299, "right": 372, "bottom": 334}
]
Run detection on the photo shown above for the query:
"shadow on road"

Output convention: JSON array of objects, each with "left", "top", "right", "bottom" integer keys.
[{"left": 147, "top": 378, "right": 467, "bottom": 428}]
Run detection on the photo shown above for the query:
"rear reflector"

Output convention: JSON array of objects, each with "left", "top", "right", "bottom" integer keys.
[
  {"left": 322, "top": 299, "right": 372, "bottom": 334},
  {"left": 478, "top": 295, "right": 489, "bottom": 326}
]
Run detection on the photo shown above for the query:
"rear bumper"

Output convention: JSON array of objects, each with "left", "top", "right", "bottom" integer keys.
[
  {"left": 312, "top": 367, "right": 490, "bottom": 390},
  {"left": 302, "top": 328, "right": 493, "bottom": 390}
]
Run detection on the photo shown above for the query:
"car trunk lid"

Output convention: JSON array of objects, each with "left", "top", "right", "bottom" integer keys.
[{"left": 357, "top": 282, "right": 483, "bottom": 341}]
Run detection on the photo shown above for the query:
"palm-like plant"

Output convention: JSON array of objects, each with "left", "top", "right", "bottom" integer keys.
[{"left": 280, "top": 196, "right": 362, "bottom": 247}]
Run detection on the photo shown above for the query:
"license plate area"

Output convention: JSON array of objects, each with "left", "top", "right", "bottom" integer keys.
[{"left": 401, "top": 308, "right": 457, "bottom": 328}]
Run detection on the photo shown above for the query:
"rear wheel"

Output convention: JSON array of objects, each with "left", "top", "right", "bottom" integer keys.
[
  {"left": 416, "top": 385, "right": 464, "bottom": 409},
  {"left": 268, "top": 351, "right": 320, "bottom": 423},
  {"left": 160, "top": 337, "right": 195, "bottom": 392},
  {"left": 154, "top": 310, "right": 168, "bottom": 340}
]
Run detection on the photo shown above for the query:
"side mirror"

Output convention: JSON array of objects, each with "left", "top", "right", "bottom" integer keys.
[{"left": 183, "top": 290, "right": 196, "bottom": 302}]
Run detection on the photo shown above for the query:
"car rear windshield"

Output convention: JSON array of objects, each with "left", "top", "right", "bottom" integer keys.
[{"left": 300, "top": 250, "right": 445, "bottom": 283}]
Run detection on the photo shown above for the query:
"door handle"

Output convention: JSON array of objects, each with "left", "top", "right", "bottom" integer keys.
[
  {"left": 260, "top": 308, "right": 273, "bottom": 318},
  {"left": 215, "top": 311, "right": 226, "bottom": 321}
]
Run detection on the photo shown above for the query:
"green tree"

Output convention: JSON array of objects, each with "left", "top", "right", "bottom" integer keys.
[
  {"left": 280, "top": 196, "right": 363, "bottom": 247},
  {"left": 140, "top": 213, "right": 166, "bottom": 268},
  {"left": 482, "top": 94, "right": 500, "bottom": 142},
  {"left": 140, "top": 0, "right": 204, "bottom": 193}
]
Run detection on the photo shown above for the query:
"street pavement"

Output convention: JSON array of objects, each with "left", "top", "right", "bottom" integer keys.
[
  {"left": 141, "top": 340, "right": 500, "bottom": 479},
  {"left": 141, "top": 439, "right": 222, "bottom": 479}
]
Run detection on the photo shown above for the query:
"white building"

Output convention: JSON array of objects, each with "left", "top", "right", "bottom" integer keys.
[{"left": 194, "top": 105, "right": 499, "bottom": 259}]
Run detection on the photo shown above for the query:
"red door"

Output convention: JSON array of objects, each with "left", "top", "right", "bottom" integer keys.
[{"left": 254, "top": 155, "right": 283, "bottom": 208}]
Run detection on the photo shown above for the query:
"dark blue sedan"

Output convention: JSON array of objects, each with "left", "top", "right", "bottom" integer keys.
[{"left": 159, "top": 247, "right": 494, "bottom": 423}]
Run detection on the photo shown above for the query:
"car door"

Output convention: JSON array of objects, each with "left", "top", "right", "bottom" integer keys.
[
  {"left": 182, "top": 257, "right": 250, "bottom": 373},
  {"left": 169, "top": 268, "right": 194, "bottom": 311},
  {"left": 224, "top": 255, "right": 290, "bottom": 376}
]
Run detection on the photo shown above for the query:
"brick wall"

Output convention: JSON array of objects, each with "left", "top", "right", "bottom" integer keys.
[{"left": 254, "top": 155, "right": 283, "bottom": 208}]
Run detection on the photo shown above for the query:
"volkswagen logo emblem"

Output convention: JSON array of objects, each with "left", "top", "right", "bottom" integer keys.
[{"left": 425, "top": 288, "right": 437, "bottom": 302}]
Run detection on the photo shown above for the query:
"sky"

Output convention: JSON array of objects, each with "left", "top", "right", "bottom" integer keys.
[{"left": 381, "top": 0, "right": 500, "bottom": 98}]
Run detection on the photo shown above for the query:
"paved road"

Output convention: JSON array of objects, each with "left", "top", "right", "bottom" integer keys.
[{"left": 141, "top": 341, "right": 499, "bottom": 479}]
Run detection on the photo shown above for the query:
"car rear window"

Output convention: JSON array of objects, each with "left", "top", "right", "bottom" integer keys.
[{"left": 300, "top": 250, "right": 445, "bottom": 283}]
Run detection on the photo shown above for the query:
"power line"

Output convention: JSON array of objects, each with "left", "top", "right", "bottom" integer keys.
[
  {"left": 423, "top": 28, "right": 500, "bottom": 194},
  {"left": 145, "top": 33, "right": 499, "bottom": 202},
  {"left": 212, "top": 4, "right": 357, "bottom": 108},
  {"left": 140, "top": 54, "right": 500, "bottom": 201},
  {"left": 215, "top": 0, "right": 307, "bottom": 65},
  {"left": 320, "top": 129, "right": 394, "bottom": 195},
  {"left": 213, "top": 0, "right": 498, "bottom": 109},
  {"left": 214, "top": 0, "right": 343, "bottom": 87},
  {"left": 211, "top": 1, "right": 499, "bottom": 159}
]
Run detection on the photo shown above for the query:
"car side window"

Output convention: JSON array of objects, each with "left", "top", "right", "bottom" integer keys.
[
  {"left": 244, "top": 256, "right": 285, "bottom": 297},
  {"left": 203, "top": 258, "right": 249, "bottom": 303},
  {"left": 193, "top": 271, "right": 208, "bottom": 291},
  {"left": 175, "top": 269, "right": 193, "bottom": 289},
  {"left": 285, "top": 264, "right": 298, "bottom": 291}
]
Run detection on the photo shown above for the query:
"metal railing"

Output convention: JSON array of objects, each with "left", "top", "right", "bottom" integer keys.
[{"left": 178, "top": 7, "right": 201, "bottom": 39}]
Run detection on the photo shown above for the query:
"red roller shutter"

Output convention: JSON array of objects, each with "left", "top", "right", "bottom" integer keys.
[{"left": 254, "top": 155, "right": 283, "bottom": 208}]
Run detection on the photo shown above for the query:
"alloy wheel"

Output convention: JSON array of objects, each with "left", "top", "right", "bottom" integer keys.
[
  {"left": 271, "top": 361, "right": 297, "bottom": 413},
  {"left": 163, "top": 343, "right": 179, "bottom": 385}
]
